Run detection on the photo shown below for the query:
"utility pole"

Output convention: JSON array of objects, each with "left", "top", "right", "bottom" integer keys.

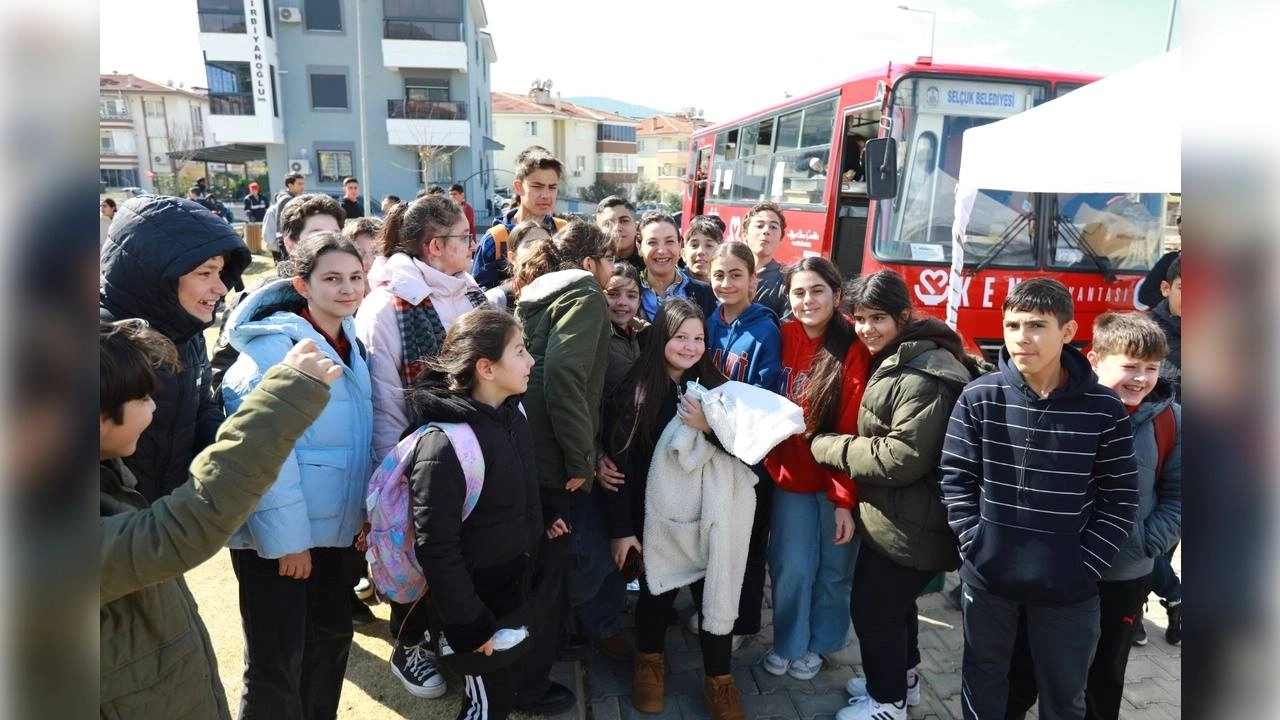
[{"left": 355, "top": 0, "right": 371, "bottom": 216}]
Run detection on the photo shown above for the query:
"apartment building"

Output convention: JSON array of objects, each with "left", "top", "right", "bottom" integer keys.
[
  {"left": 491, "top": 83, "right": 639, "bottom": 201},
  {"left": 636, "top": 110, "right": 709, "bottom": 196},
  {"left": 99, "top": 74, "right": 210, "bottom": 192},
  {"left": 196, "top": 0, "right": 498, "bottom": 207}
]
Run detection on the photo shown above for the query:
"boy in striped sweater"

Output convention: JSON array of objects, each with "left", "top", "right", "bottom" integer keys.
[{"left": 938, "top": 278, "right": 1139, "bottom": 720}]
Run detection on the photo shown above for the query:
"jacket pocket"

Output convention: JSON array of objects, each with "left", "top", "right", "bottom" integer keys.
[
  {"left": 296, "top": 447, "right": 352, "bottom": 519},
  {"left": 968, "top": 522, "right": 1094, "bottom": 602}
]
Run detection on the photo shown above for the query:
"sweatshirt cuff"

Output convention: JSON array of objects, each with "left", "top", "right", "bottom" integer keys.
[{"left": 444, "top": 607, "right": 498, "bottom": 655}]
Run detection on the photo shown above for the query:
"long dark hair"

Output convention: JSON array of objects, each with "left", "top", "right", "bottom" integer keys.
[
  {"left": 612, "top": 298, "right": 726, "bottom": 454},
  {"left": 848, "top": 269, "right": 985, "bottom": 375},
  {"left": 408, "top": 307, "right": 521, "bottom": 411},
  {"left": 376, "top": 194, "right": 462, "bottom": 259},
  {"left": 784, "top": 257, "right": 856, "bottom": 438}
]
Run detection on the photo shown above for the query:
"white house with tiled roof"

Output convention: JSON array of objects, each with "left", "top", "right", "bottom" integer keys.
[
  {"left": 491, "top": 82, "right": 639, "bottom": 200},
  {"left": 637, "top": 111, "right": 711, "bottom": 196},
  {"left": 99, "top": 74, "right": 210, "bottom": 193}
]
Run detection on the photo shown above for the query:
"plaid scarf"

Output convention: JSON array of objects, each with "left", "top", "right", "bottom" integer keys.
[{"left": 393, "top": 287, "right": 488, "bottom": 386}]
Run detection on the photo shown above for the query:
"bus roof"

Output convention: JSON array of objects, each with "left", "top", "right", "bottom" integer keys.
[{"left": 694, "top": 59, "right": 1101, "bottom": 137}]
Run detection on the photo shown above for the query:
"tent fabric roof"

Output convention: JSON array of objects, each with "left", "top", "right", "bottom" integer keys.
[{"left": 171, "top": 143, "right": 267, "bottom": 164}]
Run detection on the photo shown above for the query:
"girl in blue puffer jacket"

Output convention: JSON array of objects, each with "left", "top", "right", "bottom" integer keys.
[{"left": 221, "top": 231, "right": 373, "bottom": 719}]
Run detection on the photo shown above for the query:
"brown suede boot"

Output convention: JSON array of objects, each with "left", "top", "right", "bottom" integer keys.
[
  {"left": 703, "top": 674, "right": 746, "bottom": 720},
  {"left": 632, "top": 652, "right": 665, "bottom": 713}
]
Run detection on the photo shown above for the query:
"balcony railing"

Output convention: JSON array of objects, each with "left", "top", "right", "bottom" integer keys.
[
  {"left": 210, "top": 94, "right": 256, "bottom": 116},
  {"left": 383, "top": 18, "right": 462, "bottom": 41},
  {"left": 99, "top": 108, "right": 131, "bottom": 121},
  {"left": 387, "top": 99, "right": 467, "bottom": 121}
]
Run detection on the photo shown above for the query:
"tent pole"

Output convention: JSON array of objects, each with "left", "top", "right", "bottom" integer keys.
[{"left": 1165, "top": 0, "right": 1178, "bottom": 51}]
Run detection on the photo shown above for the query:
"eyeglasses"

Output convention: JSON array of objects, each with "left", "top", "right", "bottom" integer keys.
[{"left": 437, "top": 234, "right": 475, "bottom": 243}]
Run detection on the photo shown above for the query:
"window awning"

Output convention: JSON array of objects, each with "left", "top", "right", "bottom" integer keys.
[
  {"left": 171, "top": 143, "right": 267, "bottom": 164},
  {"left": 482, "top": 136, "right": 505, "bottom": 152}
]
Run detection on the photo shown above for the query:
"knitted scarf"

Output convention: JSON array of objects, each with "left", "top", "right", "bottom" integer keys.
[{"left": 394, "top": 287, "right": 488, "bottom": 386}]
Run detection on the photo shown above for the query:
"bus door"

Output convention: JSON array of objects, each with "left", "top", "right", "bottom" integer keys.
[
  {"left": 691, "top": 146, "right": 710, "bottom": 218},
  {"left": 832, "top": 107, "right": 878, "bottom": 277}
]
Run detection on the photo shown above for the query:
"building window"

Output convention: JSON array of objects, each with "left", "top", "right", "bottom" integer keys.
[
  {"left": 406, "top": 78, "right": 449, "bottom": 102},
  {"left": 263, "top": 0, "right": 273, "bottom": 37},
  {"left": 382, "top": 0, "right": 462, "bottom": 40},
  {"left": 149, "top": 137, "right": 170, "bottom": 157},
  {"left": 100, "top": 168, "right": 140, "bottom": 188},
  {"left": 306, "top": 0, "right": 342, "bottom": 31},
  {"left": 417, "top": 152, "right": 453, "bottom": 185},
  {"left": 100, "top": 134, "right": 114, "bottom": 154},
  {"left": 575, "top": 155, "right": 586, "bottom": 173},
  {"left": 99, "top": 97, "right": 127, "bottom": 120},
  {"left": 205, "top": 61, "right": 255, "bottom": 115},
  {"left": 310, "top": 74, "right": 349, "bottom": 109},
  {"left": 316, "top": 149, "right": 354, "bottom": 183},
  {"left": 190, "top": 106, "right": 204, "bottom": 134},
  {"left": 269, "top": 65, "right": 279, "bottom": 117},
  {"left": 597, "top": 124, "right": 637, "bottom": 143},
  {"left": 144, "top": 98, "right": 165, "bottom": 120},
  {"left": 197, "top": 0, "right": 246, "bottom": 33},
  {"left": 523, "top": 121, "right": 538, "bottom": 137},
  {"left": 597, "top": 153, "right": 637, "bottom": 174}
]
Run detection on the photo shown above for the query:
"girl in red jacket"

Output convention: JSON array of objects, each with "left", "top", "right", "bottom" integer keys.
[{"left": 761, "top": 257, "right": 871, "bottom": 680}]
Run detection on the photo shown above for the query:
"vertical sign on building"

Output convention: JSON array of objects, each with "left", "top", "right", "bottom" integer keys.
[{"left": 247, "top": 0, "right": 269, "bottom": 109}]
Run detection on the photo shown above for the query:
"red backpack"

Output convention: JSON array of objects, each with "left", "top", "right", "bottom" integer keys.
[{"left": 1152, "top": 405, "right": 1177, "bottom": 484}]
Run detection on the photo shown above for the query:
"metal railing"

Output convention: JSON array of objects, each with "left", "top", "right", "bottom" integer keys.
[
  {"left": 99, "top": 108, "right": 131, "bottom": 121},
  {"left": 387, "top": 99, "right": 467, "bottom": 121}
]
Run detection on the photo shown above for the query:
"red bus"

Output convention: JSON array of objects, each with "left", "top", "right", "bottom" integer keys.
[{"left": 682, "top": 59, "right": 1166, "bottom": 361}]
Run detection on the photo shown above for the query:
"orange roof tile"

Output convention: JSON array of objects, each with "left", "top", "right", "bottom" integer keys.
[
  {"left": 100, "top": 74, "right": 207, "bottom": 99},
  {"left": 490, "top": 92, "right": 637, "bottom": 124}
]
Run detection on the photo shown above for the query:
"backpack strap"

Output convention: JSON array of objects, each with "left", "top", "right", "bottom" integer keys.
[
  {"left": 427, "top": 422, "right": 486, "bottom": 520},
  {"left": 491, "top": 224, "right": 510, "bottom": 262},
  {"left": 1152, "top": 405, "right": 1176, "bottom": 485}
]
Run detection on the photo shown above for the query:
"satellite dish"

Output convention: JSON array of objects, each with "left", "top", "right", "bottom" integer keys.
[{"left": 545, "top": 79, "right": 553, "bottom": 89}]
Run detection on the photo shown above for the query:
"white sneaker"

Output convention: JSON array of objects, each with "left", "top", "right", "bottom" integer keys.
[
  {"left": 761, "top": 648, "right": 791, "bottom": 676},
  {"left": 836, "top": 695, "right": 908, "bottom": 720},
  {"left": 626, "top": 579, "right": 640, "bottom": 592},
  {"left": 788, "top": 651, "right": 823, "bottom": 680},
  {"left": 354, "top": 577, "right": 375, "bottom": 600},
  {"left": 845, "top": 668, "right": 921, "bottom": 707}
]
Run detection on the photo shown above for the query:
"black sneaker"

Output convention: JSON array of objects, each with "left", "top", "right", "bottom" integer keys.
[
  {"left": 1162, "top": 599, "right": 1182, "bottom": 645},
  {"left": 1132, "top": 619, "right": 1148, "bottom": 646},
  {"left": 514, "top": 681, "right": 576, "bottom": 715},
  {"left": 390, "top": 635, "right": 446, "bottom": 698}
]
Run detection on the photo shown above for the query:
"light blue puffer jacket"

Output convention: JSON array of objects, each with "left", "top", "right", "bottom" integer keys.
[{"left": 222, "top": 278, "right": 374, "bottom": 558}]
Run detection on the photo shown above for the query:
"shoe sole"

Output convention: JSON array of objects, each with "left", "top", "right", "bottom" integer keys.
[
  {"left": 761, "top": 659, "right": 790, "bottom": 677},
  {"left": 788, "top": 665, "right": 821, "bottom": 681},
  {"left": 390, "top": 664, "right": 447, "bottom": 699},
  {"left": 846, "top": 681, "right": 921, "bottom": 707}
]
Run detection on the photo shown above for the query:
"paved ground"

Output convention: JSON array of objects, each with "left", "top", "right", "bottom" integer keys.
[
  {"left": 583, "top": 556, "right": 1182, "bottom": 720},
  {"left": 190, "top": 549, "right": 1180, "bottom": 720}
]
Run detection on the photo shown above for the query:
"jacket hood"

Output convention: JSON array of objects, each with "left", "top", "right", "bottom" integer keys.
[
  {"left": 224, "top": 277, "right": 326, "bottom": 351},
  {"left": 875, "top": 318, "right": 983, "bottom": 389},
  {"left": 381, "top": 251, "right": 479, "bottom": 305},
  {"left": 100, "top": 195, "right": 252, "bottom": 340},
  {"left": 1129, "top": 378, "right": 1176, "bottom": 426},
  {"left": 998, "top": 342, "right": 1097, "bottom": 400},
  {"left": 518, "top": 269, "right": 595, "bottom": 306},
  {"left": 407, "top": 388, "right": 524, "bottom": 429},
  {"left": 1151, "top": 300, "right": 1180, "bottom": 336},
  {"left": 720, "top": 302, "right": 778, "bottom": 329}
]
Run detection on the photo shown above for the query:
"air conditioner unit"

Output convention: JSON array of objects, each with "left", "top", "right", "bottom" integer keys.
[
  {"left": 277, "top": 6, "right": 302, "bottom": 23},
  {"left": 572, "top": 170, "right": 581, "bottom": 177},
  {"left": 153, "top": 155, "right": 167, "bottom": 164},
  {"left": 288, "top": 158, "right": 312, "bottom": 175}
]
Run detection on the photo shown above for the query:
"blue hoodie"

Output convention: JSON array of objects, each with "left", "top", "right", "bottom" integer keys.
[
  {"left": 221, "top": 278, "right": 374, "bottom": 559},
  {"left": 938, "top": 344, "right": 1139, "bottom": 604},
  {"left": 707, "top": 302, "right": 782, "bottom": 393}
]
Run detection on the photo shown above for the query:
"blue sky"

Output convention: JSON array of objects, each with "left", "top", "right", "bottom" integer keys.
[{"left": 100, "top": 0, "right": 1179, "bottom": 122}]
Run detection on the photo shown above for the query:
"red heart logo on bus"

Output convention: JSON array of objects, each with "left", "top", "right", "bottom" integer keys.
[{"left": 914, "top": 269, "right": 950, "bottom": 306}]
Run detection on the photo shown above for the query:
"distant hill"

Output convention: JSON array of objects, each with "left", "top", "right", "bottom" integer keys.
[{"left": 565, "top": 96, "right": 669, "bottom": 119}]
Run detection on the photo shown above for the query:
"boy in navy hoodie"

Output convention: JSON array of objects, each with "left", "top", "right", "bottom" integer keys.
[{"left": 939, "top": 278, "right": 1139, "bottom": 720}]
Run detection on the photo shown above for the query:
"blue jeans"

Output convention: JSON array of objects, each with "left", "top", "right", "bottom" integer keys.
[
  {"left": 1149, "top": 543, "right": 1182, "bottom": 603},
  {"left": 569, "top": 488, "right": 624, "bottom": 639},
  {"left": 768, "top": 488, "right": 858, "bottom": 659}
]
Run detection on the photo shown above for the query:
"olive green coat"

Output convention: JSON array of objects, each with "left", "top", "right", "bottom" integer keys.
[
  {"left": 100, "top": 365, "right": 330, "bottom": 719},
  {"left": 811, "top": 339, "right": 975, "bottom": 571}
]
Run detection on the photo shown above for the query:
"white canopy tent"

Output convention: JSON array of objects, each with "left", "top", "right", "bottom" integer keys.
[{"left": 946, "top": 48, "right": 1182, "bottom": 326}]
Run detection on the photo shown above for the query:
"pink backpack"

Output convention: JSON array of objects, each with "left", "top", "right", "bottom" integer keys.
[{"left": 365, "top": 422, "right": 486, "bottom": 604}]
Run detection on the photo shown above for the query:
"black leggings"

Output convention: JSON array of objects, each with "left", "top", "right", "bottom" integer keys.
[{"left": 635, "top": 575, "right": 732, "bottom": 676}]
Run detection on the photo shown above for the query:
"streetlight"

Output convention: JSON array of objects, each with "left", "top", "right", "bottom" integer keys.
[{"left": 897, "top": 5, "right": 937, "bottom": 59}]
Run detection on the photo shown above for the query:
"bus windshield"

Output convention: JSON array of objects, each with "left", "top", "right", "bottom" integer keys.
[{"left": 876, "top": 77, "right": 1045, "bottom": 267}]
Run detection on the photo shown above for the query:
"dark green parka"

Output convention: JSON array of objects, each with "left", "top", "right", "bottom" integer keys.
[{"left": 811, "top": 319, "right": 983, "bottom": 571}]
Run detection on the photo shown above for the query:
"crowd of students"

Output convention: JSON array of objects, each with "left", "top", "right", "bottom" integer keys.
[{"left": 99, "top": 144, "right": 1182, "bottom": 720}]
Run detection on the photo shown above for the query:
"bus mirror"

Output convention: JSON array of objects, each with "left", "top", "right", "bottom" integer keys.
[{"left": 864, "top": 138, "right": 899, "bottom": 199}]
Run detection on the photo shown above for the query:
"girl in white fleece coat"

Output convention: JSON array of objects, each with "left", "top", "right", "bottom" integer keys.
[{"left": 603, "top": 298, "right": 751, "bottom": 720}]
